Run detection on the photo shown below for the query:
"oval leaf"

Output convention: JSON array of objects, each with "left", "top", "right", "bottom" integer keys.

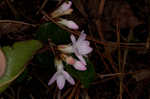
[{"left": 0, "top": 40, "right": 42, "bottom": 92}]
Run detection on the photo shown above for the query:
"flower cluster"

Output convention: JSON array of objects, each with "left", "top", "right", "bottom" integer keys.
[
  {"left": 48, "top": 31, "right": 92, "bottom": 90},
  {"left": 48, "top": 1, "right": 93, "bottom": 90},
  {"left": 51, "top": 1, "right": 79, "bottom": 30},
  {"left": 58, "top": 31, "right": 93, "bottom": 68}
]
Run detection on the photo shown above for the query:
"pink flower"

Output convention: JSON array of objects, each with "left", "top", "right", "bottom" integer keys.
[
  {"left": 70, "top": 31, "right": 93, "bottom": 65},
  {"left": 57, "top": 18, "right": 79, "bottom": 30},
  {"left": 48, "top": 59, "right": 75, "bottom": 90},
  {"left": 57, "top": 31, "right": 92, "bottom": 65},
  {"left": 73, "top": 60, "right": 87, "bottom": 71},
  {"left": 61, "top": 54, "right": 87, "bottom": 71}
]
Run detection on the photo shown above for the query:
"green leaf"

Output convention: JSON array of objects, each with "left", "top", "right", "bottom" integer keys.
[
  {"left": 66, "top": 59, "right": 95, "bottom": 88},
  {"left": 0, "top": 40, "right": 42, "bottom": 92},
  {"left": 36, "top": 22, "right": 70, "bottom": 44}
]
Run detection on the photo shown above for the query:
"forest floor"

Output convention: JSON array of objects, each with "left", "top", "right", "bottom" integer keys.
[{"left": 0, "top": 0, "right": 150, "bottom": 99}]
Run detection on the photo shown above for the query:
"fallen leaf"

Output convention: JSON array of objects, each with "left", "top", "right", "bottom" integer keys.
[{"left": 0, "top": 20, "right": 36, "bottom": 36}]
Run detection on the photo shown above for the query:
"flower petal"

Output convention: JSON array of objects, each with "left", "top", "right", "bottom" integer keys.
[
  {"left": 79, "top": 41, "right": 90, "bottom": 46},
  {"left": 56, "top": 75, "right": 65, "bottom": 90},
  {"left": 62, "top": 71, "right": 75, "bottom": 85},
  {"left": 58, "top": 19, "right": 79, "bottom": 30},
  {"left": 77, "top": 31, "right": 86, "bottom": 42},
  {"left": 78, "top": 46, "right": 93, "bottom": 55},
  {"left": 85, "top": 47, "right": 93, "bottom": 54},
  {"left": 59, "top": 1, "right": 72, "bottom": 12},
  {"left": 48, "top": 72, "right": 57, "bottom": 86},
  {"left": 70, "top": 34, "right": 76, "bottom": 44},
  {"left": 73, "top": 60, "right": 87, "bottom": 71},
  {"left": 76, "top": 55, "right": 86, "bottom": 65},
  {"left": 67, "top": 21, "right": 79, "bottom": 30}
]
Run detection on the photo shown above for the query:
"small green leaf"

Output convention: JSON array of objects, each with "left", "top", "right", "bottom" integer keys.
[
  {"left": 0, "top": 40, "right": 42, "bottom": 92},
  {"left": 36, "top": 22, "right": 70, "bottom": 44},
  {"left": 66, "top": 59, "right": 95, "bottom": 88}
]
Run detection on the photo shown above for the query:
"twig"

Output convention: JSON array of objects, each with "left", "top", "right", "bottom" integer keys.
[
  {"left": 40, "top": 10, "right": 148, "bottom": 50},
  {"left": 5, "top": 0, "right": 19, "bottom": 18},
  {"left": 98, "top": 0, "right": 106, "bottom": 16},
  {"left": 122, "top": 28, "right": 133, "bottom": 74},
  {"left": 92, "top": 76, "right": 116, "bottom": 85},
  {"left": 62, "top": 87, "right": 72, "bottom": 98},
  {"left": 95, "top": 0, "right": 106, "bottom": 40},
  {"left": 32, "top": 73, "right": 52, "bottom": 94},
  {"left": 36, "top": 0, "right": 48, "bottom": 15},
  {"left": 146, "top": 0, "right": 150, "bottom": 49},
  {"left": 98, "top": 70, "right": 142, "bottom": 79},
  {"left": 0, "top": 20, "right": 37, "bottom": 27},
  {"left": 95, "top": 48, "right": 111, "bottom": 72},
  {"left": 17, "top": 87, "right": 22, "bottom": 99},
  {"left": 116, "top": 20, "right": 123, "bottom": 99},
  {"left": 96, "top": 20, "right": 104, "bottom": 41},
  {"left": 67, "top": 81, "right": 80, "bottom": 99},
  {"left": 48, "top": 39, "right": 56, "bottom": 56}
]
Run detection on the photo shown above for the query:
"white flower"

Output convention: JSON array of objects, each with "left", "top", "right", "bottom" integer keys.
[
  {"left": 57, "top": 31, "right": 93, "bottom": 65},
  {"left": 70, "top": 31, "right": 93, "bottom": 65},
  {"left": 57, "top": 18, "right": 79, "bottom": 30},
  {"left": 48, "top": 70, "right": 75, "bottom": 90},
  {"left": 48, "top": 59, "right": 75, "bottom": 90},
  {"left": 51, "top": 1, "right": 73, "bottom": 18}
]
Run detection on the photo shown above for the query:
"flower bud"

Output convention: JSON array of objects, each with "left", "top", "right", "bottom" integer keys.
[
  {"left": 57, "top": 44, "right": 73, "bottom": 53},
  {"left": 57, "top": 18, "right": 79, "bottom": 30},
  {"left": 60, "top": 54, "right": 86, "bottom": 71},
  {"left": 60, "top": 54, "right": 75, "bottom": 64},
  {"left": 73, "top": 61, "right": 87, "bottom": 71},
  {"left": 51, "top": 1, "right": 72, "bottom": 18},
  {"left": 65, "top": 56, "right": 75, "bottom": 65},
  {"left": 58, "top": 1, "right": 72, "bottom": 12}
]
